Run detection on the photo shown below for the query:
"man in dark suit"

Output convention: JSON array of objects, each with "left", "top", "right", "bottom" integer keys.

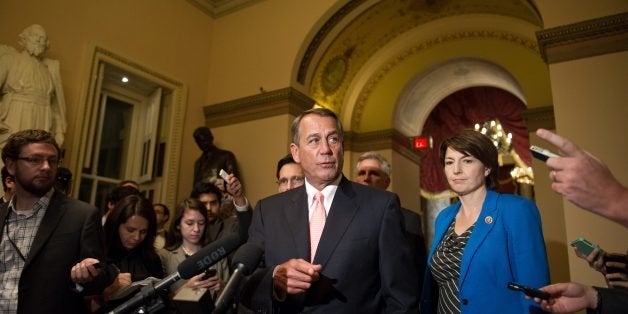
[
  {"left": 0, "top": 129, "right": 114, "bottom": 313},
  {"left": 355, "top": 151, "right": 427, "bottom": 298},
  {"left": 241, "top": 108, "right": 419, "bottom": 313}
]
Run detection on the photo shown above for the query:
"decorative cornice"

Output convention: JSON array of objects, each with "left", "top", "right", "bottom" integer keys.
[
  {"left": 536, "top": 12, "right": 628, "bottom": 64},
  {"left": 344, "top": 128, "right": 421, "bottom": 165},
  {"left": 185, "top": 0, "right": 262, "bottom": 19},
  {"left": 522, "top": 106, "right": 555, "bottom": 131},
  {"left": 203, "top": 87, "right": 314, "bottom": 127}
]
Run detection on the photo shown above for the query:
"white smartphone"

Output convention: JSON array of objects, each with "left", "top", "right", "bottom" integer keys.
[
  {"left": 219, "top": 169, "right": 229, "bottom": 181},
  {"left": 530, "top": 145, "right": 558, "bottom": 161}
]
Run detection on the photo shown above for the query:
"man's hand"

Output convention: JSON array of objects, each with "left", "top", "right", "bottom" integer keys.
[
  {"left": 224, "top": 173, "right": 246, "bottom": 207},
  {"left": 531, "top": 282, "right": 598, "bottom": 313},
  {"left": 70, "top": 258, "right": 101, "bottom": 284},
  {"left": 536, "top": 129, "right": 628, "bottom": 227},
  {"left": 574, "top": 247, "right": 605, "bottom": 273},
  {"left": 605, "top": 252, "right": 628, "bottom": 288},
  {"left": 273, "top": 258, "right": 322, "bottom": 296}
]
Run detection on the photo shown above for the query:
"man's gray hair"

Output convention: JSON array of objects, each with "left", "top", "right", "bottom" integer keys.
[
  {"left": 356, "top": 151, "right": 391, "bottom": 178},
  {"left": 291, "top": 107, "right": 343, "bottom": 145}
]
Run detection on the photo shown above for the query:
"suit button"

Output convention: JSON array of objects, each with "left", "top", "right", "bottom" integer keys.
[{"left": 462, "top": 299, "right": 468, "bottom": 305}]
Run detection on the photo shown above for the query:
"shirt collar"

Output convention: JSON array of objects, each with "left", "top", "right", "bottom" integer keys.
[
  {"left": 304, "top": 175, "right": 342, "bottom": 210},
  {"left": 8, "top": 188, "right": 54, "bottom": 217}
]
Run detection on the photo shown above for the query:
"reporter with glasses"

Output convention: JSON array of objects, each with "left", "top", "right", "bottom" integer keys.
[{"left": 0, "top": 129, "right": 114, "bottom": 313}]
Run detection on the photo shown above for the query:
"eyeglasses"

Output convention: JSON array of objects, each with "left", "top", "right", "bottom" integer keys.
[
  {"left": 277, "top": 176, "right": 305, "bottom": 188},
  {"left": 17, "top": 156, "right": 60, "bottom": 167}
]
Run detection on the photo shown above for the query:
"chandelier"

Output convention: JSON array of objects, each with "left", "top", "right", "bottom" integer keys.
[
  {"left": 474, "top": 120, "right": 512, "bottom": 154},
  {"left": 473, "top": 119, "right": 534, "bottom": 185}
]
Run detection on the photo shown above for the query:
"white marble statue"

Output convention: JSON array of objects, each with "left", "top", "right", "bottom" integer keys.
[{"left": 0, "top": 24, "right": 67, "bottom": 147}]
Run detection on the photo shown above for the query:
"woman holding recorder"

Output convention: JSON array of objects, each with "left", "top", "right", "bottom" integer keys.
[
  {"left": 158, "top": 198, "right": 226, "bottom": 295},
  {"left": 420, "top": 130, "right": 550, "bottom": 313}
]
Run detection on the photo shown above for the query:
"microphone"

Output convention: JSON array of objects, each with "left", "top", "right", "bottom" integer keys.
[
  {"left": 178, "top": 233, "right": 243, "bottom": 279},
  {"left": 110, "top": 233, "right": 244, "bottom": 314},
  {"left": 213, "top": 243, "right": 263, "bottom": 313}
]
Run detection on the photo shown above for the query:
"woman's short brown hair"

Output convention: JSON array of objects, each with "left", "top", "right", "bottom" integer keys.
[{"left": 439, "top": 129, "right": 499, "bottom": 189}]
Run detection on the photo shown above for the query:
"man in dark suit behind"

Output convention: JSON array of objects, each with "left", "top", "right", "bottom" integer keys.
[
  {"left": 355, "top": 151, "right": 427, "bottom": 299},
  {"left": 241, "top": 108, "right": 419, "bottom": 313},
  {"left": 0, "top": 130, "right": 114, "bottom": 313}
]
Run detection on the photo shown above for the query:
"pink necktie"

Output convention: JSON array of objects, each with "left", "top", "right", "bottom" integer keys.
[{"left": 310, "top": 192, "right": 326, "bottom": 262}]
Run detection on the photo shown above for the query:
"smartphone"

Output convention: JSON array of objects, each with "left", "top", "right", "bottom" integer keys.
[
  {"left": 200, "top": 268, "right": 217, "bottom": 280},
  {"left": 570, "top": 237, "right": 599, "bottom": 256},
  {"left": 530, "top": 145, "right": 559, "bottom": 161},
  {"left": 507, "top": 282, "right": 550, "bottom": 300},
  {"left": 219, "top": 169, "right": 229, "bottom": 181}
]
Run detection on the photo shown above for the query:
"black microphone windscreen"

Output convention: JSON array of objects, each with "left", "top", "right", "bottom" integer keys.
[
  {"left": 177, "top": 233, "right": 243, "bottom": 279},
  {"left": 230, "top": 242, "right": 263, "bottom": 274}
]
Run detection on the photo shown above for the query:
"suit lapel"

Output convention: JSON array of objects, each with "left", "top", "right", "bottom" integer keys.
[
  {"left": 25, "top": 191, "right": 67, "bottom": 267},
  {"left": 283, "top": 186, "right": 310, "bottom": 260},
  {"left": 458, "top": 190, "right": 499, "bottom": 287},
  {"left": 314, "top": 177, "right": 358, "bottom": 265}
]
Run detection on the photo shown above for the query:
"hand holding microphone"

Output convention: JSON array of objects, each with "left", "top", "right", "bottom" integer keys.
[{"left": 214, "top": 243, "right": 264, "bottom": 313}]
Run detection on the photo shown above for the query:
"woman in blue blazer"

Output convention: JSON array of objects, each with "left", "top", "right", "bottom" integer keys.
[{"left": 420, "top": 130, "right": 549, "bottom": 313}]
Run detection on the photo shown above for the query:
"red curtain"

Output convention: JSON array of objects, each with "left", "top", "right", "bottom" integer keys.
[{"left": 420, "top": 86, "right": 531, "bottom": 195}]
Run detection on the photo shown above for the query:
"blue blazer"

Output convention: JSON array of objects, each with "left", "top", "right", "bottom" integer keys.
[{"left": 420, "top": 190, "right": 549, "bottom": 313}]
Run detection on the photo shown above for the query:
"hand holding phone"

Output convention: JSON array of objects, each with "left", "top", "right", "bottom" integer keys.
[
  {"left": 530, "top": 145, "right": 559, "bottom": 161},
  {"left": 507, "top": 282, "right": 550, "bottom": 300}
]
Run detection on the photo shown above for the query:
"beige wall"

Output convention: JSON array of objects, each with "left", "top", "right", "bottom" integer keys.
[
  {"left": 530, "top": 133, "right": 571, "bottom": 283},
  {"left": 536, "top": 0, "right": 628, "bottom": 287},
  {"left": 549, "top": 52, "right": 628, "bottom": 286},
  {"left": 206, "top": 0, "right": 337, "bottom": 103},
  {"left": 199, "top": 0, "right": 339, "bottom": 205},
  {"left": 0, "top": 0, "right": 215, "bottom": 206}
]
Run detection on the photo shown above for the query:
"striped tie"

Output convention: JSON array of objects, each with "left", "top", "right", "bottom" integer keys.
[{"left": 310, "top": 192, "right": 326, "bottom": 262}]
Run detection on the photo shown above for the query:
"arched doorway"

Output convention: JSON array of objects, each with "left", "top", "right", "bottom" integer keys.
[{"left": 293, "top": 0, "right": 568, "bottom": 282}]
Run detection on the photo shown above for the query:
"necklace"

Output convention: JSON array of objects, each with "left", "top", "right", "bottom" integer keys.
[{"left": 181, "top": 245, "right": 196, "bottom": 256}]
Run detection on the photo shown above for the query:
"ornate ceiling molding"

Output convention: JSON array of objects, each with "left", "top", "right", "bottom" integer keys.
[
  {"left": 186, "top": 0, "right": 262, "bottom": 18},
  {"left": 300, "top": 0, "right": 542, "bottom": 103},
  {"left": 536, "top": 12, "right": 628, "bottom": 64},
  {"left": 202, "top": 87, "right": 314, "bottom": 127},
  {"left": 297, "top": 0, "right": 368, "bottom": 85},
  {"left": 352, "top": 30, "right": 539, "bottom": 131}
]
